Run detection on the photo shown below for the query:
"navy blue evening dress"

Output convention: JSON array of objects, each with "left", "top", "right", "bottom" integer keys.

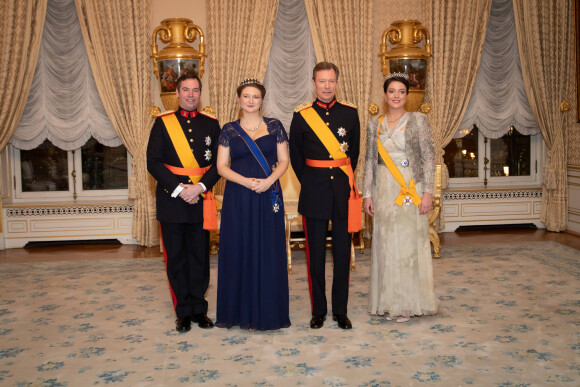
[{"left": 215, "top": 117, "right": 291, "bottom": 330}]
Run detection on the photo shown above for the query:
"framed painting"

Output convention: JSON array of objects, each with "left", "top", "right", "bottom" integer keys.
[{"left": 158, "top": 59, "right": 199, "bottom": 93}]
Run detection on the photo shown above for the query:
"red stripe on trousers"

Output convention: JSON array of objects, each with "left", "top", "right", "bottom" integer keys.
[
  {"left": 302, "top": 216, "right": 314, "bottom": 313},
  {"left": 159, "top": 222, "right": 177, "bottom": 311}
]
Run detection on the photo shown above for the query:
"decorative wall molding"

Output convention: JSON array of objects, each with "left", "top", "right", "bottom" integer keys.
[
  {"left": 444, "top": 189, "right": 542, "bottom": 201},
  {"left": 442, "top": 187, "right": 544, "bottom": 232},
  {"left": 1, "top": 202, "right": 136, "bottom": 249},
  {"left": 5, "top": 204, "right": 133, "bottom": 217}
]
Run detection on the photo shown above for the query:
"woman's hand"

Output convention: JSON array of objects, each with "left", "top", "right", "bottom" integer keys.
[
  {"left": 251, "top": 178, "right": 273, "bottom": 193},
  {"left": 363, "top": 198, "right": 374, "bottom": 216},
  {"left": 243, "top": 177, "right": 257, "bottom": 190},
  {"left": 418, "top": 192, "right": 433, "bottom": 215}
]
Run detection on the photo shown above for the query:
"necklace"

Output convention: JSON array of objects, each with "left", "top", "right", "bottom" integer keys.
[
  {"left": 386, "top": 113, "right": 405, "bottom": 123},
  {"left": 240, "top": 118, "right": 263, "bottom": 132}
]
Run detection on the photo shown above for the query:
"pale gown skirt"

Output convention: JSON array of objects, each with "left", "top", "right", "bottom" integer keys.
[{"left": 368, "top": 155, "right": 438, "bottom": 317}]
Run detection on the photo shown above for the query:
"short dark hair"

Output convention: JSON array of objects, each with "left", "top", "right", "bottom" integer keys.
[
  {"left": 176, "top": 72, "right": 202, "bottom": 92},
  {"left": 383, "top": 75, "right": 409, "bottom": 94},
  {"left": 236, "top": 81, "right": 266, "bottom": 99},
  {"left": 312, "top": 61, "right": 339, "bottom": 80}
]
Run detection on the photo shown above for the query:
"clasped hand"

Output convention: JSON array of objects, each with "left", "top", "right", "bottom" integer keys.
[
  {"left": 178, "top": 183, "right": 204, "bottom": 204},
  {"left": 248, "top": 177, "right": 272, "bottom": 194}
]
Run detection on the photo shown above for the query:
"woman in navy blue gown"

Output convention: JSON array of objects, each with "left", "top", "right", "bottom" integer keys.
[{"left": 215, "top": 79, "right": 291, "bottom": 330}]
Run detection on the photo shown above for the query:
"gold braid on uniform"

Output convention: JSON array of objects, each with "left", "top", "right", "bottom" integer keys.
[
  {"left": 294, "top": 102, "right": 312, "bottom": 112},
  {"left": 156, "top": 109, "right": 176, "bottom": 117},
  {"left": 201, "top": 106, "right": 218, "bottom": 120},
  {"left": 337, "top": 100, "right": 357, "bottom": 109}
]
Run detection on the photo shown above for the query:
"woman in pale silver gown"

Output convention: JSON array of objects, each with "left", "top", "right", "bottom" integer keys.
[{"left": 363, "top": 73, "right": 438, "bottom": 323}]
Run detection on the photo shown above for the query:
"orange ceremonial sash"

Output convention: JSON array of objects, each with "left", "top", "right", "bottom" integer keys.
[
  {"left": 161, "top": 114, "right": 217, "bottom": 230},
  {"left": 300, "top": 107, "right": 361, "bottom": 232}
]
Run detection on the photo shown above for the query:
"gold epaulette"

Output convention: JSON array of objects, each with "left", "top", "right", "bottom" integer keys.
[
  {"left": 199, "top": 106, "right": 218, "bottom": 120},
  {"left": 337, "top": 100, "right": 358, "bottom": 109},
  {"left": 294, "top": 102, "right": 312, "bottom": 112},
  {"left": 157, "top": 109, "right": 176, "bottom": 117}
]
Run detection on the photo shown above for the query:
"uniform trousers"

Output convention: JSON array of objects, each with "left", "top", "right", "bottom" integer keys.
[
  {"left": 303, "top": 211, "right": 351, "bottom": 317},
  {"left": 159, "top": 221, "right": 210, "bottom": 317}
]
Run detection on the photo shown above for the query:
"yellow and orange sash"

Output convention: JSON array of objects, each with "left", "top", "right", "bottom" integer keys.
[
  {"left": 162, "top": 114, "right": 218, "bottom": 230},
  {"left": 299, "top": 107, "right": 361, "bottom": 232},
  {"left": 377, "top": 115, "right": 421, "bottom": 207}
]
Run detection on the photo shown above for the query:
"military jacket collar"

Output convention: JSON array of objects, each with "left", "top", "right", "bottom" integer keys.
[
  {"left": 178, "top": 107, "right": 198, "bottom": 118},
  {"left": 314, "top": 98, "right": 336, "bottom": 110}
]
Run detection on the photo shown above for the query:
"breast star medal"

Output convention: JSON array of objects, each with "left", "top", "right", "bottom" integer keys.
[
  {"left": 340, "top": 141, "right": 349, "bottom": 153},
  {"left": 205, "top": 136, "right": 211, "bottom": 146},
  {"left": 337, "top": 127, "right": 346, "bottom": 137},
  {"left": 204, "top": 149, "right": 212, "bottom": 161}
]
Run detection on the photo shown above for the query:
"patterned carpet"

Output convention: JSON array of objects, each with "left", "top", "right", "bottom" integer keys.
[{"left": 1, "top": 241, "right": 579, "bottom": 386}]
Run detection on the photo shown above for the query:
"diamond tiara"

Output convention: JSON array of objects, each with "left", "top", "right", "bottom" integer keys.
[
  {"left": 385, "top": 72, "right": 409, "bottom": 81},
  {"left": 239, "top": 78, "right": 262, "bottom": 87}
]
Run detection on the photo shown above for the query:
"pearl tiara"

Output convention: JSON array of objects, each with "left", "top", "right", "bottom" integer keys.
[
  {"left": 239, "top": 78, "right": 262, "bottom": 87},
  {"left": 385, "top": 72, "right": 409, "bottom": 81}
]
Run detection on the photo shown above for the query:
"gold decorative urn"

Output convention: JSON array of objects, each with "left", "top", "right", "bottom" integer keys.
[
  {"left": 379, "top": 20, "right": 431, "bottom": 112},
  {"left": 151, "top": 18, "right": 206, "bottom": 112}
]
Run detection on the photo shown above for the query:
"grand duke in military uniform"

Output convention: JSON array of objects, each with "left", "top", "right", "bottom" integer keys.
[
  {"left": 147, "top": 72, "right": 220, "bottom": 332},
  {"left": 289, "top": 62, "right": 360, "bottom": 330}
]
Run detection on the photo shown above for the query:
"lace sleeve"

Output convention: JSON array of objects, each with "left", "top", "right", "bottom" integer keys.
[
  {"left": 415, "top": 113, "right": 435, "bottom": 194},
  {"left": 362, "top": 116, "right": 380, "bottom": 199},
  {"left": 268, "top": 118, "right": 289, "bottom": 144},
  {"left": 218, "top": 122, "right": 235, "bottom": 147}
]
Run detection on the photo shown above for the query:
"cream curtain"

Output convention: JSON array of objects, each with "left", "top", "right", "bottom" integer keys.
[
  {"left": 303, "top": 0, "right": 374, "bottom": 183},
  {"left": 207, "top": 0, "right": 279, "bottom": 124},
  {"left": 425, "top": 0, "right": 491, "bottom": 230},
  {"left": 12, "top": 0, "right": 120, "bottom": 151},
  {"left": 0, "top": 1, "right": 47, "bottom": 151},
  {"left": 513, "top": 0, "right": 574, "bottom": 231},
  {"left": 207, "top": 0, "right": 279, "bottom": 194},
  {"left": 458, "top": 0, "right": 539, "bottom": 140},
  {"left": 0, "top": 0, "right": 47, "bottom": 230},
  {"left": 75, "top": 0, "right": 157, "bottom": 245},
  {"left": 426, "top": 0, "right": 492, "bottom": 174},
  {"left": 262, "top": 0, "right": 317, "bottom": 131}
]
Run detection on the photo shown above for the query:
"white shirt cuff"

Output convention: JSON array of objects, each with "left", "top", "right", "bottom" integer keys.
[
  {"left": 171, "top": 185, "right": 184, "bottom": 198},
  {"left": 198, "top": 182, "right": 207, "bottom": 192}
]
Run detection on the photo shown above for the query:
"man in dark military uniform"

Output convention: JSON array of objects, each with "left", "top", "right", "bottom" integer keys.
[
  {"left": 147, "top": 72, "right": 220, "bottom": 332},
  {"left": 289, "top": 62, "right": 360, "bottom": 329}
]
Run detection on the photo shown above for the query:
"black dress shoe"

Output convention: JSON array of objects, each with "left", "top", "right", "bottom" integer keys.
[
  {"left": 310, "top": 315, "right": 326, "bottom": 329},
  {"left": 192, "top": 313, "right": 214, "bottom": 329},
  {"left": 333, "top": 314, "right": 352, "bottom": 329},
  {"left": 175, "top": 316, "right": 191, "bottom": 332}
]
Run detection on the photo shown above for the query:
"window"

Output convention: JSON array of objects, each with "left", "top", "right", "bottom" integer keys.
[
  {"left": 444, "top": 125, "right": 542, "bottom": 187},
  {"left": 444, "top": 126, "right": 479, "bottom": 178},
  {"left": 489, "top": 127, "right": 530, "bottom": 178},
  {"left": 12, "top": 139, "right": 129, "bottom": 200}
]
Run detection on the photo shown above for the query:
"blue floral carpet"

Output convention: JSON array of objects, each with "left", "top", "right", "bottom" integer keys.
[{"left": 1, "top": 241, "right": 579, "bottom": 386}]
